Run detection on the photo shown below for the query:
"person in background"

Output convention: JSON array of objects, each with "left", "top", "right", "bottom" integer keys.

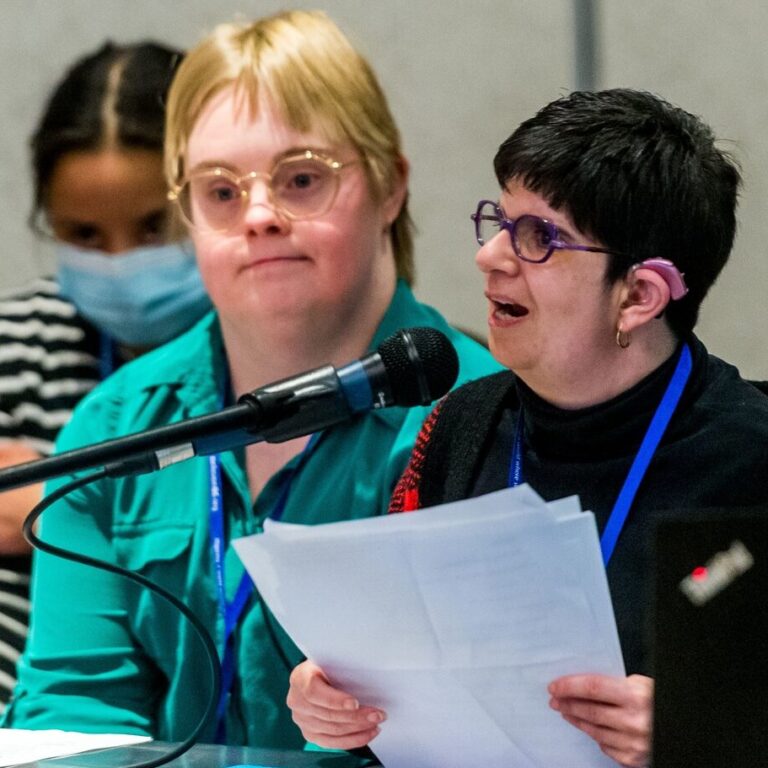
[
  {"left": 3, "top": 10, "right": 498, "bottom": 745},
  {"left": 0, "top": 41, "right": 211, "bottom": 709},
  {"left": 286, "top": 89, "right": 768, "bottom": 767}
]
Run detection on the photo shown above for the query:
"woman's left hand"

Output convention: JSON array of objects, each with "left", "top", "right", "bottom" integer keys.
[{"left": 548, "top": 673, "right": 653, "bottom": 767}]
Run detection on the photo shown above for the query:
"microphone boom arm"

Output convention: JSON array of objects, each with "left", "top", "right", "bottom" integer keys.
[
  {"left": 0, "top": 365, "right": 353, "bottom": 492},
  {"left": 0, "top": 399, "right": 264, "bottom": 492}
]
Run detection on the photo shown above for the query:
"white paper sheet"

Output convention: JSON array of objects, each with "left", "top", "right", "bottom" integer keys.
[
  {"left": 234, "top": 484, "right": 625, "bottom": 768},
  {"left": 0, "top": 728, "right": 150, "bottom": 766}
]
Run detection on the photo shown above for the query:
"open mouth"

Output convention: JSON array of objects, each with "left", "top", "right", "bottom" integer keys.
[{"left": 495, "top": 300, "right": 529, "bottom": 318}]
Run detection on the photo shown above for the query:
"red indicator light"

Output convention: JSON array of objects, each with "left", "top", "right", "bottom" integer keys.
[{"left": 691, "top": 566, "right": 708, "bottom": 582}]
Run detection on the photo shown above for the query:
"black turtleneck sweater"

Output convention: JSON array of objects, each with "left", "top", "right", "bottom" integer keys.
[{"left": 392, "top": 336, "right": 768, "bottom": 674}]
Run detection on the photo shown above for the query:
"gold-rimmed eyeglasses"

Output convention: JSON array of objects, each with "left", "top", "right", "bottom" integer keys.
[{"left": 168, "top": 150, "right": 352, "bottom": 233}]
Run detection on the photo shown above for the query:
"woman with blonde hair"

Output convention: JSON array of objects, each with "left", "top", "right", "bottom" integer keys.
[{"left": 4, "top": 10, "right": 496, "bottom": 747}]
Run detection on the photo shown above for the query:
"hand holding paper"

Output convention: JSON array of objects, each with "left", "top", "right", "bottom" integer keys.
[
  {"left": 287, "top": 660, "right": 386, "bottom": 750},
  {"left": 234, "top": 485, "right": 626, "bottom": 768}
]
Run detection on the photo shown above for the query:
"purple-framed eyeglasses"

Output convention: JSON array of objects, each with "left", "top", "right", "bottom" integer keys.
[
  {"left": 470, "top": 199, "right": 689, "bottom": 299},
  {"left": 471, "top": 199, "right": 627, "bottom": 263}
]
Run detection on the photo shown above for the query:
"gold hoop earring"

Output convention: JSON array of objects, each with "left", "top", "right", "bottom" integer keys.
[{"left": 616, "top": 327, "right": 631, "bottom": 349}]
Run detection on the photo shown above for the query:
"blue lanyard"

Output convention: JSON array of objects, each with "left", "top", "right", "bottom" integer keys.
[
  {"left": 98, "top": 332, "right": 116, "bottom": 380},
  {"left": 508, "top": 414, "right": 525, "bottom": 488},
  {"left": 208, "top": 453, "right": 252, "bottom": 742},
  {"left": 509, "top": 344, "right": 693, "bottom": 566},
  {"left": 209, "top": 430, "right": 322, "bottom": 741}
]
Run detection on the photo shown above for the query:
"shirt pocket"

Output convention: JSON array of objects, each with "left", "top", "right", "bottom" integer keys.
[
  {"left": 112, "top": 523, "right": 197, "bottom": 604},
  {"left": 111, "top": 523, "right": 203, "bottom": 669}
]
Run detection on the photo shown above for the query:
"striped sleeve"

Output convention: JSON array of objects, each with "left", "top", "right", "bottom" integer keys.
[
  {"left": 0, "top": 561, "right": 30, "bottom": 709},
  {"left": 0, "top": 278, "right": 100, "bottom": 454},
  {"left": 0, "top": 279, "right": 99, "bottom": 709}
]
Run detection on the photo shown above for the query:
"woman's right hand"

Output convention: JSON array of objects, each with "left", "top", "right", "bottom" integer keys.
[{"left": 287, "top": 660, "right": 386, "bottom": 749}]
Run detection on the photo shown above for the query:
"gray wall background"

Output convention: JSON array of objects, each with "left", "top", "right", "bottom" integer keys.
[{"left": 1, "top": 1, "right": 766, "bottom": 376}]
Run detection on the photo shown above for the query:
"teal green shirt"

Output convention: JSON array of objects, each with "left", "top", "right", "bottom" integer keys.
[{"left": 4, "top": 282, "right": 499, "bottom": 747}]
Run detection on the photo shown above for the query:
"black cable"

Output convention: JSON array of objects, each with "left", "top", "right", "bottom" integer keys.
[{"left": 22, "top": 469, "right": 222, "bottom": 768}]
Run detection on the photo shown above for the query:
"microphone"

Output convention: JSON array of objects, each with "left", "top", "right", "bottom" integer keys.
[{"left": 0, "top": 327, "right": 458, "bottom": 491}]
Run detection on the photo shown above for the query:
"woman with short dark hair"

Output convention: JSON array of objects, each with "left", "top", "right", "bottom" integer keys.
[{"left": 288, "top": 89, "right": 768, "bottom": 768}]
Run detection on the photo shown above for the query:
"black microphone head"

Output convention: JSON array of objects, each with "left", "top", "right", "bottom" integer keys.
[{"left": 377, "top": 327, "right": 459, "bottom": 407}]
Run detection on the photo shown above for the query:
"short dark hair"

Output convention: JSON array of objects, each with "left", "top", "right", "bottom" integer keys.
[
  {"left": 493, "top": 89, "right": 741, "bottom": 337},
  {"left": 30, "top": 41, "right": 183, "bottom": 229}
]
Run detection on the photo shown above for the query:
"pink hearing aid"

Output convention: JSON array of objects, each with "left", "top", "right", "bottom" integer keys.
[{"left": 632, "top": 258, "right": 689, "bottom": 300}]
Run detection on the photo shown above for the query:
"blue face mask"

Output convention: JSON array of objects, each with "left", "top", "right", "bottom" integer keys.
[{"left": 56, "top": 240, "right": 212, "bottom": 347}]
